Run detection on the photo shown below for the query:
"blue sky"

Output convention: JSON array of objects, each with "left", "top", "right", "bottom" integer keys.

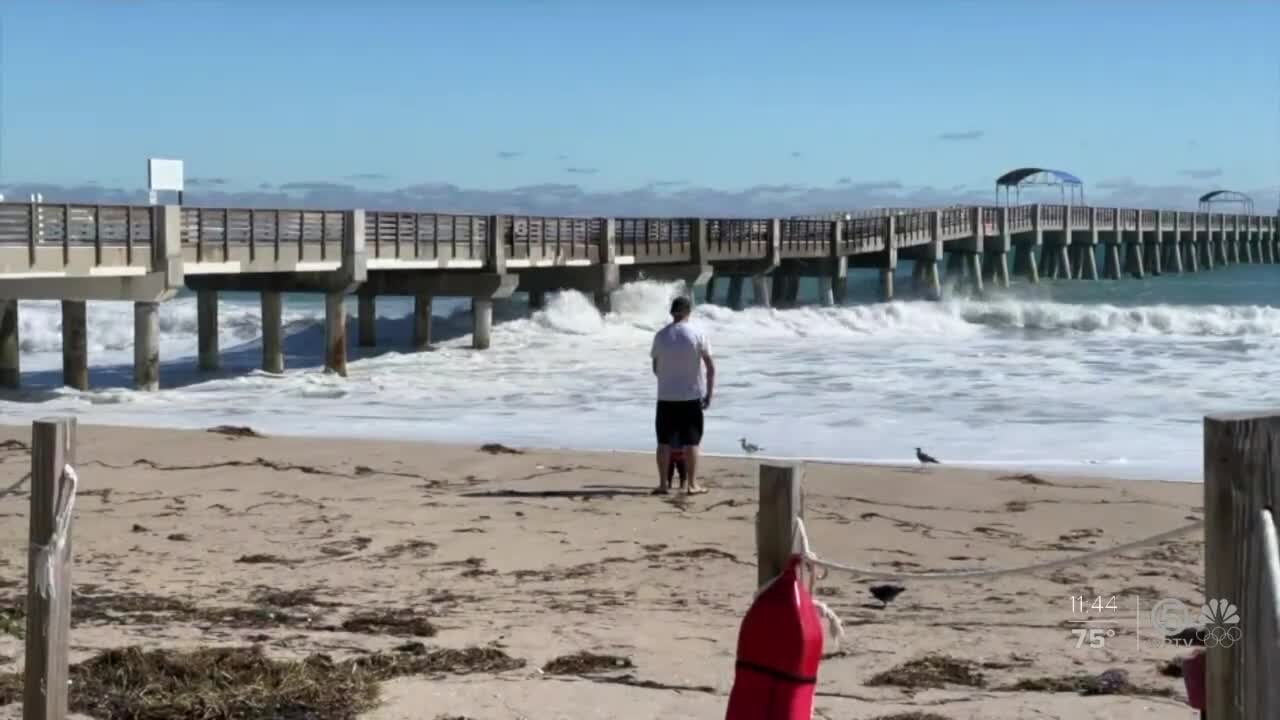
[{"left": 0, "top": 0, "right": 1277, "bottom": 213}]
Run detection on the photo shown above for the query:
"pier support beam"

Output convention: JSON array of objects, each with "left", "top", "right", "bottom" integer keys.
[
  {"left": 1076, "top": 224, "right": 1100, "bottom": 280},
  {"left": 832, "top": 256, "right": 849, "bottom": 304},
  {"left": 197, "top": 290, "right": 219, "bottom": 372},
  {"left": 727, "top": 276, "right": 745, "bottom": 310},
  {"left": 528, "top": 290, "right": 546, "bottom": 310},
  {"left": 879, "top": 247, "right": 897, "bottom": 301},
  {"left": 61, "top": 300, "right": 88, "bottom": 390},
  {"left": 1123, "top": 232, "right": 1145, "bottom": 279},
  {"left": 133, "top": 301, "right": 160, "bottom": 391},
  {"left": 261, "top": 291, "right": 284, "bottom": 374},
  {"left": 324, "top": 292, "right": 348, "bottom": 377},
  {"left": 966, "top": 254, "right": 983, "bottom": 293},
  {"left": 922, "top": 260, "right": 941, "bottom": 300},
  {"left": 1102, "top": 231, "right": 1123, "bottom": 279},
  {"left": 751, "top": 275, "right": 771, "bottom": 307},
  {"left": 817, "top": 276, "right": 834, "bottom": 306},
  {"left": 0, "top": 300, "right": 16, "bottom": 389},
  {"left": 472, "top": 298, "right": 493, "bottom": 350},
  {"left": 412, "top": 294, "right": 433, "bottom": 350},
  {"left": 984, "top": 251, "right": 1010, "bottom": 288},
  {"left": 1012, "top": 244, "right": 1040, "bottom": 282},
  {"left": 358, "top": 292, "right": 376, "bottom": 347},
  {"left": 1167, "top": 238, "right": 1184, "bottom": 274},
  {"left": 593, "top": 289, "right": 612, "bottom": 314}
]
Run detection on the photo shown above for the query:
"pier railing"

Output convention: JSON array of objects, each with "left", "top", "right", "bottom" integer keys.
[{"left": 1, "top": 200, "right": 1277, "bottom": 276}]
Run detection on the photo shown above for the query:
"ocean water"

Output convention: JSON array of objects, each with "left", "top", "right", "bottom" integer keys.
[{"left": 1, "top": 261, "right": 1278, "bottom": 482}]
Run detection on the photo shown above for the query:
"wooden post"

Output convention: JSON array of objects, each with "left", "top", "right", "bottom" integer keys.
[
  {"left": 24, "top": 416, "right": 76, "bottom": 720},
  {"left": 1204, "top": 411, "right": 1280, "bottom": 719},
  {"left": 756, "top": 462, "right": 804, "bottom": 588}
]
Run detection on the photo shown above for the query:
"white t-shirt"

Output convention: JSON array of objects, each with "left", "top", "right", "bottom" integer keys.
[{"left": 651, "top": 321, "right": 711, "bottom": 402}]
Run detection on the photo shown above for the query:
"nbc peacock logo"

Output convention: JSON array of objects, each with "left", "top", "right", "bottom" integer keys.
[{"left": 1199, "top": 598, "right": 1242, "bottom": 648}]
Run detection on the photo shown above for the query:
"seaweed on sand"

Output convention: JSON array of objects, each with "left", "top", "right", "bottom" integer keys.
[
  {"left": 1003, "top": 668, "right": 1179, "bottom": 698},
  {"left": 541, "top": 651, "right": 635, "bottom": 675},
  {"left": 866, "top": 654, "right": 987, "bottom": 690},
  {"left": 0, "top": 643, "right": 525, "bottom": 720}
]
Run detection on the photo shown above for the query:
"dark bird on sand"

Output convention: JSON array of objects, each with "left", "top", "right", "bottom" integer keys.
[
  {"left": 869, "top": 583, "right": 906, "bottom": 608},
  {"left": 915, "top": 447, "right": 940, "bottom": 465}
]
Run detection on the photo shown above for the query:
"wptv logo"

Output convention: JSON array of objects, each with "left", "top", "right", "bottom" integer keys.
[{"left": 1150, "top": 597, "right": 1242, "bottom": 648}]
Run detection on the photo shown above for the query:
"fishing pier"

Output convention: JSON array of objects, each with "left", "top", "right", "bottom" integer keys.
[{"left": 0, "top": 201, "right": 1276, "bottom": 391}]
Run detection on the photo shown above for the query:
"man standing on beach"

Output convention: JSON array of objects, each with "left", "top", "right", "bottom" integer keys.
[{"left": 650, "top": 296, "right": 715, "bottom": 495}]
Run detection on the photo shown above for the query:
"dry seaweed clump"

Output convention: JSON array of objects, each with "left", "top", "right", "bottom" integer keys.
[
  {"left": 0, "top": 605, "right": 22, "bottom": 639},
  {"left": 542, "top": 651, "right": 635, "bottom": 675},
  {"left": 866, "top": 654, "right": 987, "bottom": 690},
  {"left": 65, "top": 645, "right": 381, "bottom": 720},
  {"left": 0, "top": 643, "right": 528, "bottom": 720},
  {"left": 342, "top": 609, "right": 438, "bottom": 637},
  {"left": 1003, "top": 668, "right": 1179, "bottom": 698},
  {"left": 0, "top": 671, "right": 20, "bottom": 706}
]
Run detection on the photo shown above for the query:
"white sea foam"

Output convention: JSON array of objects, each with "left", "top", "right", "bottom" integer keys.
[{"left": 4, "top": 275, "right": 1280, "bottom": 483}]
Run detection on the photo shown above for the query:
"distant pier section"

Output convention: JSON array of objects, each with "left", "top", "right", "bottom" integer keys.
[{"left": 0, "top": 197, "right": 1276, "bottom": 391}]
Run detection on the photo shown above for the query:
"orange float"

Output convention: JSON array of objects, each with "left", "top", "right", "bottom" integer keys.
[{"left": 724, "top": 554, "right": 824, "bottom": 719}]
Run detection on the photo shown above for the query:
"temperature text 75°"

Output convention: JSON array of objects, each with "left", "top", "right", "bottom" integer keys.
[{"left": 1071, "top": 627, "right": 1116, "bottom": 648}]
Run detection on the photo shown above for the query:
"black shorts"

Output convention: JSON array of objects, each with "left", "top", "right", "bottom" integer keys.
[{"left": 655, "top": 399, "right": 704, "bottom": 447}]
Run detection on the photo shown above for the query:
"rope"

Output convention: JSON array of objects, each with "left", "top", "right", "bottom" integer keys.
[
  {"left": 792, "top": 515, "right": 1203, "bottom": 582},
  {"left": 31, "top": 464, "right": 78, "bottom": 601}
]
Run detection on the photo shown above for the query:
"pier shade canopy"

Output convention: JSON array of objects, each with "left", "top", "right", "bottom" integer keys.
[
  {"left": 995, "top": 167, "right": 1084, "bottom": 205},
  {"left": 1198, "top": 190, "right": 1254, "bottom": 215}
]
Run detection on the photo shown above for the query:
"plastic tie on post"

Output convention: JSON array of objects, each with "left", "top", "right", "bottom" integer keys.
[{"left": 31, "top": 464, "right": 78, "bottom": 601}]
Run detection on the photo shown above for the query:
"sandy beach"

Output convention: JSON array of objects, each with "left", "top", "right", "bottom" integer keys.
[{"left": 0, "top": 422, "right": 1205, "bottom": 719}]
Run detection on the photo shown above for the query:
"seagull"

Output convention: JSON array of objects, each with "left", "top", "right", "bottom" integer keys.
[
  {"left": 869, "top": 584, "right": 906, "bottom": 609},
  {"left": 915, "top": 447, "right": 940, "bottom": 465},
  {"left": 739, "top": 437, "right": 763, "bottom": 455}
]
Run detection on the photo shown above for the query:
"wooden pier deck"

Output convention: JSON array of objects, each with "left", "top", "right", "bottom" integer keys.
[{"left": 0, "top": 201, "right": 1275, "bottom": 390}]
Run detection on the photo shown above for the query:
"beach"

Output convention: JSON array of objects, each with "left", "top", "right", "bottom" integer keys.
[{"left": 0, "top": 422, "right": 1205, "bottom": 719}]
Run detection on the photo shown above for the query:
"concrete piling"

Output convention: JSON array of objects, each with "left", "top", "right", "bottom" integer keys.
[
  {"left": 197, "top": 290, "right": 219, "bottom": 371},
  {"left": 0, "top": 299, "right": 15, "bottom": 389},
  {"left": 324, "top": 292, "right": 347, "bottom": 376},
  {"left": 922, "top": 260, "right": 942, "bottom": 300},
  {"left": 727, "top": 276, "right": 744, "bottom": 309},
  {"left": 593, "top": 289, "right": 612, "bottom": 314},
  {"left": 966, "top": 254, "right": 983, "bottom": 293},
  {"left": 261, "top": 291, "right": 284, "bottom": 374},
  {"left": 818, "top": 276, "right": 834, "bottom": 306},
  {"left": 751, "top": 275, "right": 771, "bottom": 307},
  {"left": 472, "top": 298, "right": 493, "bottom": 350},
  {"left": 358, "top": 292, "right": 376, "bottom": 347},
  {"left": 133, "top": 301, "right": 160, "bottom": 391},
  {"left": 61, "top": 300, "right": 88, "bottom": 390},
  {"left": 528, "top": 291, "right": 546, "bottom": 310},
  {"left": 1012, "top": 245, "right": 1040, "bottom": 282},
  {"left": 412, "top": 294, "right": 433, "bottom": 350}
]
